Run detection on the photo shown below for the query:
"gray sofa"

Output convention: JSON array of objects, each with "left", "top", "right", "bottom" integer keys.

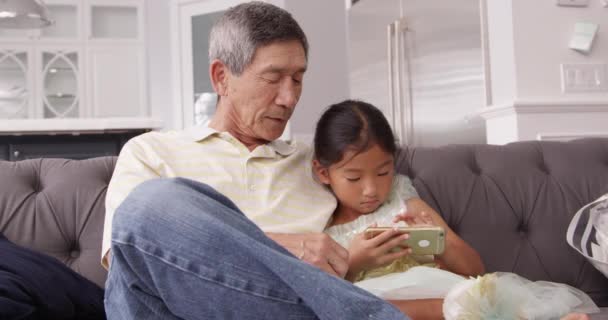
[{"left": 0, "top": 139, "right": 607, "bottom": 309}]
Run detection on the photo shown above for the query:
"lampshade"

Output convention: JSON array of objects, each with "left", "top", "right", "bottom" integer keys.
[{"left": 0, "top": 0, "right": 53, "bottom": 29}]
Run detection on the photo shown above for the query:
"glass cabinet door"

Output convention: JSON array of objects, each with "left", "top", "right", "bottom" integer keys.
[
  {"left": 41, "top": 51, "right": 80, "bottom": 118},
  {"left": 0, "top": 50, "right": 30, "bottom": 119},
  {"left": 89, "top": 2, "right": 141, "bottom": 40},
  {"left": 40, "top": 3, "right": 80, "bottom": 39},
  {"left": 191, "top": 11, "right": 224, "bottom": 125},
  {"left": 175, "top": 0, "right": 246, "bottom": 128}
]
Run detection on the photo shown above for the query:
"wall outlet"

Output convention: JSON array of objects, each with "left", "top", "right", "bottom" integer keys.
[
  {"left": 556, "top": 0, "right": 589, "bottom": 7},
  {"left": 561, "top": 63, "right": 608, "bottom": 93}
]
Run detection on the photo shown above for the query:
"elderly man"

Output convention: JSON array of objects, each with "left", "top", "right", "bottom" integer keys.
[{"left": 103, "top": 2, "right": 480, "bottom": 319}]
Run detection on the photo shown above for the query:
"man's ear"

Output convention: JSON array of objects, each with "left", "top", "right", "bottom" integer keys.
[
  {"left": 209, "top": 59, "right": 229, "bottom": 96},
  {"left": 312, "top": 160, "right": 331, "bottom": 185}
]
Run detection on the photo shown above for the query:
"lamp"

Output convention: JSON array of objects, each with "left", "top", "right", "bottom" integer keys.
[{"left": 0, "top": 0, "right": 53, "bottom": 29}]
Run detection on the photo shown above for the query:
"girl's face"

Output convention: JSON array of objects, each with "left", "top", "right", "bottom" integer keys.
[{"left": 314, "top": 143, "right": 395, "bottom": 215}]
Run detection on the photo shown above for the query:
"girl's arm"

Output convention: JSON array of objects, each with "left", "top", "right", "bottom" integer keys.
[{"left": 401, "top": 197, "right": 485, "bottom": 277}]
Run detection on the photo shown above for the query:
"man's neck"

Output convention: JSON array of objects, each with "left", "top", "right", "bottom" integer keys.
[{"left": 208, "top": 106, "right": 268, "bottom": 152}]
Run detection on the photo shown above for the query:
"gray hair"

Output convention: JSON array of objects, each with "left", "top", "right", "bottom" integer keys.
[{"left": 209, "top": 1, "right": 308, "bottom": 75}]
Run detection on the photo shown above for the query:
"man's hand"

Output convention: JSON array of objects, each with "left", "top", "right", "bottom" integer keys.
[
  {"left": 266, "top": 233, "right": 350, "bottom": 278},
  {"left": 346, "top": 225, "right": 411, "bottom": 281}
]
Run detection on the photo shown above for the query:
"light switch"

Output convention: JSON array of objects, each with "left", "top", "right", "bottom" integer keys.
[
  {"left": 569, "top": 22, "right": 599, "bottom": 54},
  {"left": 561, "top": 63, "right": 608, "bottom": 93},
  {"left": 557, "top": 0, "right": 589, "bottom": 7}
]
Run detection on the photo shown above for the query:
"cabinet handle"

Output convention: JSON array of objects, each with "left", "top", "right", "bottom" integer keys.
[{"left": 13, "top": 150, "right": 20, "bottom": 158}]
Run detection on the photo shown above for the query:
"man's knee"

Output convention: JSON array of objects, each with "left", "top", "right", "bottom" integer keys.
[
  {"left": 135, "top": 178, "right": 226, "bottom": 202},
  {"left": 112, "top": 178, "right": 234, "bottom": 233},
  {"left": 126, "top": 178, "right": 189, "bottom": 207},
  {"left": 112, "top": 178, "right": 192, "bottom": 232}
]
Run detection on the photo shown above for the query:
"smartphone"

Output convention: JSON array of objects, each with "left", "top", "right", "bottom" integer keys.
[{"left": 364, "top": 226, "right": 445, "bottom": 255}]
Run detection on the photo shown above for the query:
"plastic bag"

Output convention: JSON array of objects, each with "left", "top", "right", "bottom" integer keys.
[
  {"left": 442, "top": 273, "right": 599, "bottom": 320},
  {"left": 567, "top": 193, "right": 608, "bottom": 278}
]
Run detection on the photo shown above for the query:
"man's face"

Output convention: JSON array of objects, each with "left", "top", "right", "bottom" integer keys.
[{"left": 224, "top": 40, "right": 307, "bottom": 142}]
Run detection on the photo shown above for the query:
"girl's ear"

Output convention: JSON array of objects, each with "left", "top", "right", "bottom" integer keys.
[{"left": 312, "top": 160, "right": 331, "bottom": 185}]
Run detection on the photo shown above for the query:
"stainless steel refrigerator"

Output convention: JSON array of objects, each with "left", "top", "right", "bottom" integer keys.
[{"left": 348, "top": 0, "right": 486, "bottom": 147}]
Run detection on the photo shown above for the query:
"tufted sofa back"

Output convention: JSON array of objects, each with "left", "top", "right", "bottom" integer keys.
[
  {"left": 0, "top": 157, "right": 116, "bottom": 288},
  {"left": 398, "top": 138, "right": 608, "bottom": 306},
  {"left": 0, "top": 139, "right": 607, "bottom": 306}
]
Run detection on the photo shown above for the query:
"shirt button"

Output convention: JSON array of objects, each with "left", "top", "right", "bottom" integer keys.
[{"left": 249, "top": 184, "right": 256, "bottom": 191}]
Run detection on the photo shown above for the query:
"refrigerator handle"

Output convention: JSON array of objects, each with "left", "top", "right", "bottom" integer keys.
[
  {"left": 387, "top": 22, "right": 397, "bottom": 138},
  {"left": 395, "top": 19, "right": 405, "bottom": 146},
  {"left": 396, "top": 18, "right": 414, "bottom": 146},
  {"left": 388, "top": 20, "right": 406, "bottom": 146}
]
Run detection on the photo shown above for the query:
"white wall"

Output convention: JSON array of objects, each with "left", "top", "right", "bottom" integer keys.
[
  {"left": 511, "top": 0, "right": 608, "bottom": 101},
  {"left": 145, "top": 0, "right": 173, "bottom": 127},
  {"left": 284, "top": 0, "right": 351, "bottom": 142},
  {"left": 486, "top": 0, "right": 608, "bottom": 104},
  {"left": 482, "top": 0, "right": 608, "bottom": 145}
]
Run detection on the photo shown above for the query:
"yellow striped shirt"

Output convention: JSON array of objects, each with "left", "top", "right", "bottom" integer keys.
[{"left": 102, "top": 125, "right": 337, "bottom": 268}]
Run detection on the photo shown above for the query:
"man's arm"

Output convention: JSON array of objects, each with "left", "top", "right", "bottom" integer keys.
[
  {"left": 402, "top": 198, "right": 485, "bottom": 276},
  {"left": 266, "top": 232, "right": 350, "bottom": 278},
  {"left": 102, "top": 138, "right": 161, "bottom": 269}
]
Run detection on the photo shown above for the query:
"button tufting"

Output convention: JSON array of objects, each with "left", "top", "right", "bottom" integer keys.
[
  {"left": 70, "top": 250, "right": 80, "bottom": 259},
  {"left": 518, "top": 224, "right": 527, "bottom": 235},
  {"left": 538, "top": 162, "right": 550, "bottom": 175},
  {"left": 470, "top": 164, "right": 481, "bottom": 175}
]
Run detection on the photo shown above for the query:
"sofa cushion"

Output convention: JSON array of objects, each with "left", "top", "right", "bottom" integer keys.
[
  {"left": 0, "top": 234, "right": 105, "bottom": 319},
  {"left": 397, "top": 138, "right": 608, "bottom": 306},
  {"left": 0, "top": 157, "right": 116, "bottom": 288}
]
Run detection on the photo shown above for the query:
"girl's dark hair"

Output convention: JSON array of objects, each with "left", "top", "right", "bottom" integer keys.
[{"left": 314, "top": 100, "right": 397, "bottom": 167}]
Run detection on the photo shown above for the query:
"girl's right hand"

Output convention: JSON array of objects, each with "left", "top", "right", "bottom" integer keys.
[{"left": 346, "top": 225, "right": 412, "bottom": 281}]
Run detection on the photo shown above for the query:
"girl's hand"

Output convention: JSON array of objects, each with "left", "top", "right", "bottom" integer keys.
[
  {"left": 393, "top": 209, "right": 436, "bottom": 227},
  {"left": 394, "top": 209, "right": 449, "bottom": 265},
  {"left": 346, "top": 224, "right": 411, "bottom": 281}
]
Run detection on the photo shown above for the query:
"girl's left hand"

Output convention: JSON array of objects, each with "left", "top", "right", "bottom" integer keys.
[
  {"left": 393, "top": 208, "right": 448, "bottom": 266},
  {"left": 393, "top": 209, "right": 436, "bottom": 227}
]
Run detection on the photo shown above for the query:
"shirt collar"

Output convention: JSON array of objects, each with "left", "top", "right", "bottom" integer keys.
[
  {"left": 182, "top": 125, "right": 296, "bottom": 157},
  {"left": 267, "top": 139, "right": 297, "bottom": 156},
  {"left": 182, "top": 125, "right": 217, "bottom": 142}
]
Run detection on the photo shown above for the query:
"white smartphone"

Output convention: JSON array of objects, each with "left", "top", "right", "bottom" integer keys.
[{"left": 364, "top": 226, "right": 445, "bottom": 255}]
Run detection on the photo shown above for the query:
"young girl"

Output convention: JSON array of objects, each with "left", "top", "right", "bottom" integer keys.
[
  {"left": 311, "top": 99, "right": 482, "bottom": 319},
  {"left": 312, "top": 100, "right": 596, "bottom": 320}
]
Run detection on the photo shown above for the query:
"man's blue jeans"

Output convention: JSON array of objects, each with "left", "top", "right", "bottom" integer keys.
[{"left": 104, "top": 178, "right": 408, "bottom": 319}]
